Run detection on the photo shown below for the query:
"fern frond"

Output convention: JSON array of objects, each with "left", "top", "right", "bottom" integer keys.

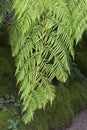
[{"left": 8, "top": 0, "right": 87, "bottom": 123}]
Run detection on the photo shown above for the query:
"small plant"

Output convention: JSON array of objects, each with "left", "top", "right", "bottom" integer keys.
[
  {"left": 0, "top": 97, "right": 8, "bottom": 112},
  {"left": 8, "top": 119, "right": 20, "bottom": 130},
  {"left": 4, "top": 94, "right": 15, "bottom": 103},
  {"left": 0, "top": 94, "right": 21, "bottom": 114},
  {"left": 0, "top": 97, "right": 4, "bottom": 104}
]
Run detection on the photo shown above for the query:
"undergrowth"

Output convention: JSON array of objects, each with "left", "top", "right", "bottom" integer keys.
[
  {"left": 0, "top": 46, "right": 87, "bottom": 130},
  {"left": 0, "top": 82, "right": 87, "bottom": 130}
]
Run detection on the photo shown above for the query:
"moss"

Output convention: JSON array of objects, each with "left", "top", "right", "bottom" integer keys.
[
  {"left": 32, "top": 110, "right": 49, "bottom": 130},
  {"left": 65, "top": 80, "right": 87, "bottom": 114},
  {"left": 79, "top": 85, "right": 87, "bottom": 105},
  {"left": 75, "top": 47, "right": 87, "bottom": 77},
  {"left": 32, "top": 81, "right": 87, "bottom": 130},
  {"left": 32, "top": 86, "right": 74, "bottom": 130},
  {"left": 47, "top": 86, "right": 74, "bottom": 128},
  {"left": 68, "top": 81, "right": 87, "bottom": 114}
]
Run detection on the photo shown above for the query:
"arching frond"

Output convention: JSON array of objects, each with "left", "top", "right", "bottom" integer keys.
[{"left": 8, "top": 0, "right": 87, "bottom": 123}]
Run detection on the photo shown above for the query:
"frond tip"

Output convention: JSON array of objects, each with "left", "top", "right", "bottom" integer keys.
[{"left": 22, "top": 84, "right": 55, "bottom": 123}]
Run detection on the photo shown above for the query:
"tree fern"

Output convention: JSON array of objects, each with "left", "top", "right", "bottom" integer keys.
[{"left": 4, "top": 0, "right": 87, "bottom": 123}]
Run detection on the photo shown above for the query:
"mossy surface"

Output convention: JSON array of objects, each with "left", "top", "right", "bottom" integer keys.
[
  {"left": 46, "top": 86, "right": 74, "bottom": 129},
  {"left": 75, "top": 44, "right": 87, "bottom": 77},
  {"left": 68, "top": 81, "right": 87, "bottom": 114}
]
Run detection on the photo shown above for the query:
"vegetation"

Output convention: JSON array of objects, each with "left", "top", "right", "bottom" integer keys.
[
  {"left": 9, "top": 0, "right": 87, "bottom": 123},
  {"left": 0, "top": 67, "right": 87, "bottom": 130},
  {"left": 0, "top": 0, "right": 87, "bottom": 129}
]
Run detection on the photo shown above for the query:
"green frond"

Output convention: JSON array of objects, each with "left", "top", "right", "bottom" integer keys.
[
  {"left": 8, "top": 0, "right": 87, "bottom": 123},
  {"left": 22, "top": 84, "right": 55, "bottom": 123}
]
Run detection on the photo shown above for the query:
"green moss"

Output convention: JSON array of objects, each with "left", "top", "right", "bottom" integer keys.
[
  {"left": 68, "top": 81, "right": 87, "bottom": 114},
  {"left": 32, "top": 86, "right": 74, "bottom": 130},
  {"left": 79, "top": 85, "right": 87, "bottom": 105},
  {"left": 46, "top": 86, "right": 74, "bottom": 128},
  {"left": 32, "top": 82, "right": 87, "bottom": 130},
  {"left": 75, "top": 47, "right": 87, "bottom": 76},
  {"left": 32, "top": 110, "right": 49, "bottom": 130}
]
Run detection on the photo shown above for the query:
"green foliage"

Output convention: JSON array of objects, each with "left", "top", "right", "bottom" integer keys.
[
  {"left": 1, "top": 0, "right": 87, "bottom": 124},
  {"left": 30, "top": 81, "right": 87, "bottom": 130},
  {"left": 1, "top": 81, "right": 87, "bottom": 130},
  {"left": 0, "top": 94, "right": 30, "bottom": 130},
  {"left": 8, "top": 0, "right": 87, "bottom": 123},
  {"left": 45, "top": 85, "right": 74, "bottom": 129},
  {"left": 8, "top": 119, "right": 20, "bottom": 130},
  {"left": 0, "top": 108, "right": 30, "bottom": 130}
]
